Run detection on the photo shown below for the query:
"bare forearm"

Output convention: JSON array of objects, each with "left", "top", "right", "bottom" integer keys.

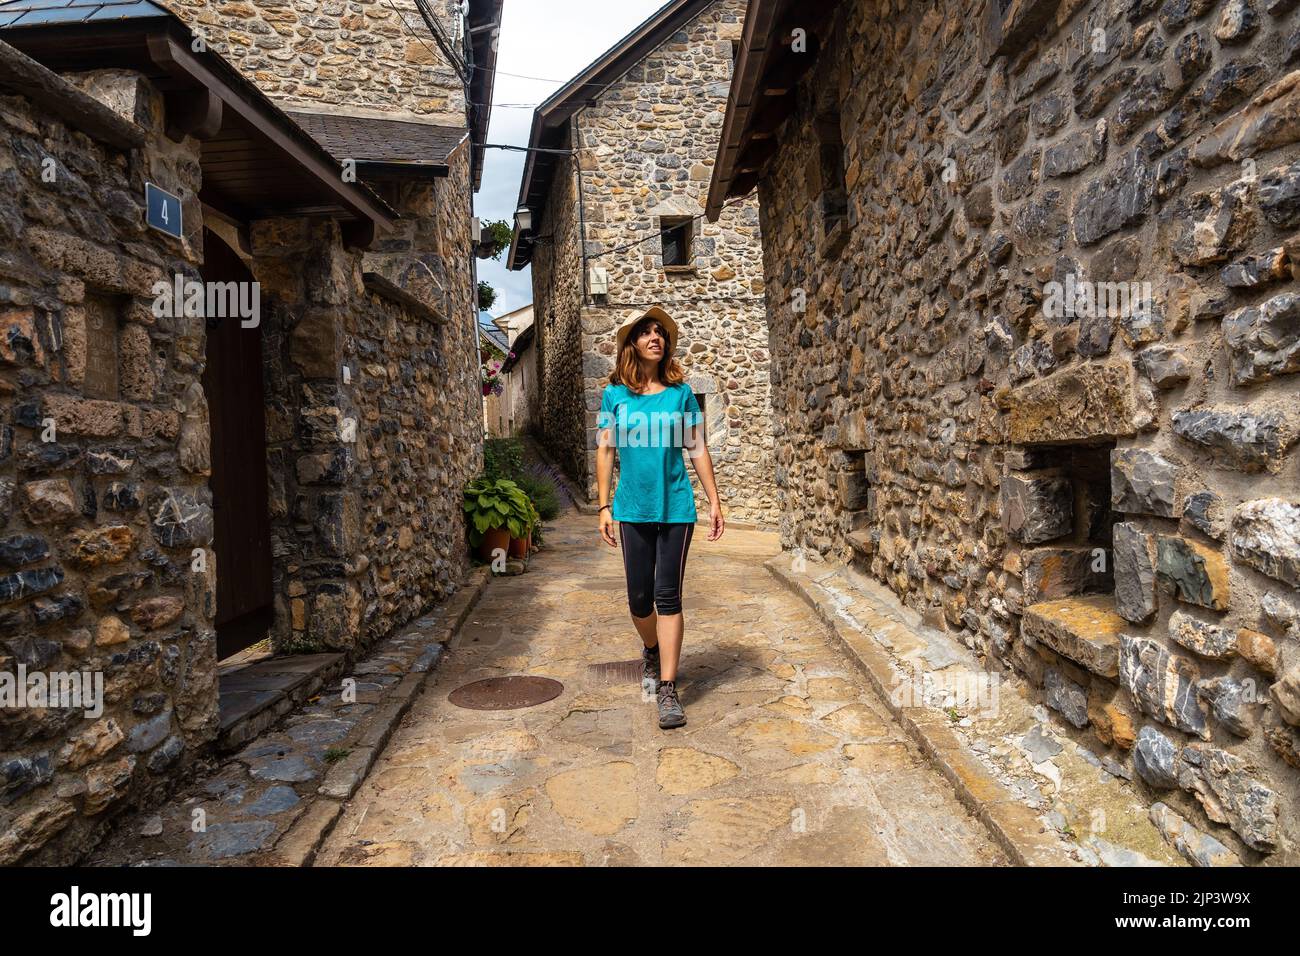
[
  {"left": 691, "top": 445, "right": 720, "bottom": 505},
  {"left": 596, "top": 445, "right": 615, "bottom": 506}
]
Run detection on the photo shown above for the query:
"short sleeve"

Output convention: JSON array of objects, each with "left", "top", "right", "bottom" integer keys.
[
  {"left": 597, "top": 385, "right": 615, "bottom": 431},
  {"left": 683, "top": 388, "right": 703, "bottom": 428}
]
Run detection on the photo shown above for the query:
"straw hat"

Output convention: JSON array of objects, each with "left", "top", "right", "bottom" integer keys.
[{"left": 614, "top": 306, "right": 679, "bottom": 356}]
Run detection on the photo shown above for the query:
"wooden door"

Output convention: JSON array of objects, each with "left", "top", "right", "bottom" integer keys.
[{"left": 200, "top": 229, "right": 274, "bottom": 659}]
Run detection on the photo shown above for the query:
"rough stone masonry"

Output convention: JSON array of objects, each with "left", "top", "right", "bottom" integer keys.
[
  {"left": 738, "top": 0, "right": 1300, "bottom": 862},
  {"left": 0, "top": 0, "right": 486, "bottom": 864}
]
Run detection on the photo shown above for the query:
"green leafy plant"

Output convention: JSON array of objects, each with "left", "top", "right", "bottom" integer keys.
[
  {"left": 480, "top": 218, "right": 513, "bottom": 260},
  {"left": 525, "top": 495, "right": 542, "bottom": 548},
  {"left": 463, "top": 477, "right": 534, "bottom": 547},
  {"left": 478, "top": 280, "right": 497, "bottom": 311},
  {"left": 516, "top": 471, "right": 561, "bottom": 521},
  {"left": 483, "top": 437, "right": 525, "bottom": 481}
]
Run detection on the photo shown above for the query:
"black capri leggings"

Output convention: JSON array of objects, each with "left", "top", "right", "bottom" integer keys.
[{"left": 618, "top": 521, "right": 695, "bottom": 617}]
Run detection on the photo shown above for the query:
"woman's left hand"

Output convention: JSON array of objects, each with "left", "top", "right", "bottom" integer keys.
[{"left": 707, "top": 501, "right": 725, "bottom": 541}]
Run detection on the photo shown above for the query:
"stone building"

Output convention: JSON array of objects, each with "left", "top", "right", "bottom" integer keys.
[
  {"left": 0, "top": 0, "right": 499, "bottom": 863},
  {"left": 507, "top": 0, "right": 778, "bottom": 527},
  {"left": 709, "top": 0, "right": 1300, "bottom": 861},
  {"left": 479, "top": 317, "right": 509, "bottom": 435},
  {"left": 489, "top": 303, "right": 537, "bottom": 437}
]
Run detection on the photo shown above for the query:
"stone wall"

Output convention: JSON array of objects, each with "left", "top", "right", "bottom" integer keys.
[
  {"left": 0, "top": 25, "right": 482, "bottom": 862},
  {"left": 529, "top": 0, "right": 778, "bottom": 526},
  {"left": 160, "top": 0, "right": 469, "bottom": 123},
  {"left": 532, "top": 130, "right": 588, "bottom": 485},
  {"left": 245, "top": 147, "right": 481, "bottom": 655},
  {"left": 756, "top": 0, "right": 1300, "bottom": 861},
  {"left": 0, "top": 70, "right": 215, "bottom": 864}
]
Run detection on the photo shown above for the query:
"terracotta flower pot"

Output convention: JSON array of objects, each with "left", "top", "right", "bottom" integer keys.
[
  {"left": 508, "top": 534, "right": 530, "bottom": 559},
  {"left": 477, "top": 527, "right": 511, "bottom": 561}
]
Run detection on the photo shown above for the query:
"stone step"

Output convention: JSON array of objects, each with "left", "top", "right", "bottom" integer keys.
[
  {"left": 217, "top": 653, "right": 347, "bottom": 752},
  {"left": 1021, "top": 595, "right": 1127, "bottom": 679}
]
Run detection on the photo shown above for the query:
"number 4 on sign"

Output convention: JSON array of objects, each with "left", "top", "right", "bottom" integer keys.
[{"left": 146, "top": 183, "right": 183, "bottom": 239}]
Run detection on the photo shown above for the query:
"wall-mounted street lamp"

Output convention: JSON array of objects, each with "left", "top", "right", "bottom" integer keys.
[{"left": 514, "top": 205, "right": 533, "bottom": 233}]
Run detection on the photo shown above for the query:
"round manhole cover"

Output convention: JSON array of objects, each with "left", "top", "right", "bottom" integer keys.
[{"left": 448, "top": 676, "right": 564, "bottom": 710}]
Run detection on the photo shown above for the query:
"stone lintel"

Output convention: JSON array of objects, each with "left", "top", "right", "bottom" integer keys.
[{"left": 1008, "top": 359, "right": 1141, "bottom": 445}]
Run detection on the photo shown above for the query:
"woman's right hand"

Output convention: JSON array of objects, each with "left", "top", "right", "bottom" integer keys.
[{"left": 599, "top": 509, "right": 617, "bottom": 548}]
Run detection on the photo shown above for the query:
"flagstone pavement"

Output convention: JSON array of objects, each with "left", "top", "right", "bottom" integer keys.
[{"left": 315, "top": 511, "right": 1009, "bottom": 866}]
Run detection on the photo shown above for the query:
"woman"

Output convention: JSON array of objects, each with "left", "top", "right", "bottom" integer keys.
[{"left": 595, "top": 306, "right": 725, "bottom": 730}]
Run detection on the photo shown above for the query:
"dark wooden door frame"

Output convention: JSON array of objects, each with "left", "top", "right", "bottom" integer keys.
[{"left": 200, "top": 227, "right": 275, "bottom": 660}]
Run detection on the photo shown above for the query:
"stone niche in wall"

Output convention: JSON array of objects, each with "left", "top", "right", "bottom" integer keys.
[
  {"left": 1003, "top": 442, "right": 1117, "bottom": 606},
  {"left": 1004, "top": 440, "right": 1129, "bottom": 717},
  {"left": 685, "top": 372, "right": 726, "bottom": 458}
]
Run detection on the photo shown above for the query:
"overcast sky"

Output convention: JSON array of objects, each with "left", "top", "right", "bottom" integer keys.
[{"left": 474, "top": 0, "right": 669, "bottom": 320}]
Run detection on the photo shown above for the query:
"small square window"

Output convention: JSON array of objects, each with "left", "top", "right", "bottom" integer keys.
[{"left": 661, "top": 217, "right": 693, "bottom": 268}]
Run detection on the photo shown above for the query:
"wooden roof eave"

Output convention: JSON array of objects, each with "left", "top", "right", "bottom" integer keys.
[
  {"left": 0, "top": 16, "right": 397, "bottom": 249},
  {"left": 706, "top": 0, "right": 831, "bottom": 221},
  {"left": 143, "top": 31, "right": 396, "bottom": 248}
]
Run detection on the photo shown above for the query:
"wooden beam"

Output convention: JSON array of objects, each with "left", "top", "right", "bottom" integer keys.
[
  {"left": 759, "top": 34, "right": 821, "bottom": 96},
  {"left": 743, "top": 90, "right": 795, "bottom": 149},
  {"left": 341, "top": 219, "right": 376, "bottom": 251},
  {"left": 738, "top": 136, "right": 780, "bottom": 170},
  {"left": 730, "top": 168, "right": 761, "bottom": 198},
  {"left": 164, "top": 88, "right": 223, "bottom": 141},
  {"left": 0, "top": 38, "right": 145, "bottom": 150},
  {"left": 145, "top": 32, "right": 394, "bottom": 244}
]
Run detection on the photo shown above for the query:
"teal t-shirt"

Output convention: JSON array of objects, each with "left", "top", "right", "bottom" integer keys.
[{"left": 598, "top": 382, "right": 702, "bottom": 523}]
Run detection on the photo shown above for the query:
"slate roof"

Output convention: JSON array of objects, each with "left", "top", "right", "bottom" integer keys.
[
  {"left": 479, "top": 323, "right": 510, "bottom": 356},
  {"left": 0, "top": 0, "right": 170, "bottom": 29},
  {"left": 287, "top": 110, "right": 468, "bottom": 171}
]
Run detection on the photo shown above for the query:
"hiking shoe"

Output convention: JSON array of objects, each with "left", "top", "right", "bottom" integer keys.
[
  {"left": 640, "top": 644, "right": 660, "bottom": 695},
  {"left": 656, "top": 680, "right": 686, "bottom": 729}
]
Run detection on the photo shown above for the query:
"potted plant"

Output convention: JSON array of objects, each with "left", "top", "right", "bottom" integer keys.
[
  {"left": 510, "top": 496, "right": 541, "bottom": 559},
  {"left": 479, "top": 351, "right": 515, "bottom": 397},
  {"left": 463, "top": 477, "right": 533, "bottom": 562}
]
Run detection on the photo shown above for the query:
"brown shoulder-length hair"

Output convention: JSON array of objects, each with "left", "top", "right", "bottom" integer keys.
[{"left": 608, "top": 317, "right": 685, "bottom": 393}]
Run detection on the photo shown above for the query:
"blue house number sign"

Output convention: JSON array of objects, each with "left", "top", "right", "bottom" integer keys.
[{"left": 145, "top": 182, "right": 183, "bottom": 238}]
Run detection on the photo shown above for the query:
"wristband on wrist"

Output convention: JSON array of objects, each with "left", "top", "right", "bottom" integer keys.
[{"left": 599, "top": 504, "right": 611, "bottom": 513}]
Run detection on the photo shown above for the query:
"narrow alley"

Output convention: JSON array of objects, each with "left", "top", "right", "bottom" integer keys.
[{"left": 315, "top": 509, "right": 1006, "bottom": 866}]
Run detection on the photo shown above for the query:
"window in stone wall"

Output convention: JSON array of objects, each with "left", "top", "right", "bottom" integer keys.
[
  {"left": 815, "top": 114, "right": 848, "bottom": 254},
  {"left": 1004, "top": 441, "right": 1118, "bottom": 608},
  {"left": 660, "top": 216, "right": 694, "bottom": 270}
]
